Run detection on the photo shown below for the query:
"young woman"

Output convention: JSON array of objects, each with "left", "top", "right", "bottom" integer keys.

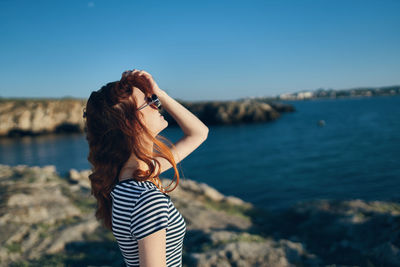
[{"left": 83, "top": 69, "right": 209, "bottom": 266}]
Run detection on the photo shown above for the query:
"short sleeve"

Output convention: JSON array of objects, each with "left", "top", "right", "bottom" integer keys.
[{"left": 130, "top": 188, "right": 169, "bottom": 240}]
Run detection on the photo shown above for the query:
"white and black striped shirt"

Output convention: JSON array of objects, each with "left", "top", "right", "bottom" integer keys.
[{"left": 110, "top": 178, "right": 186, "bottom": 267}]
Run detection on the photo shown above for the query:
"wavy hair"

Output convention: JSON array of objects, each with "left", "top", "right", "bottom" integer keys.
[{"left": 84, "top": 73, "right": 180, "bottom": 230}]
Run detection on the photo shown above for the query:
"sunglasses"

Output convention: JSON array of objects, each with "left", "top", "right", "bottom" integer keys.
[{"left": 137, "top": 94, "right": 162, "bottom": 111}]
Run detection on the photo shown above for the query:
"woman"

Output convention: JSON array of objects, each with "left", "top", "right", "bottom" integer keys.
[{"left": 83, "top": 69, "right": 209, "bottom": 266}]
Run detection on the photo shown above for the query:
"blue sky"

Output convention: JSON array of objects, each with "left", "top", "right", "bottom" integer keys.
[{"left": 0, "top": 0, "right": 399, "bottom": 101}]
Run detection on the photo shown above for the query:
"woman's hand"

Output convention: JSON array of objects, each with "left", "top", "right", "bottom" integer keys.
[{"left": 122, "top": 69, "right": 165, "bottom": 96}]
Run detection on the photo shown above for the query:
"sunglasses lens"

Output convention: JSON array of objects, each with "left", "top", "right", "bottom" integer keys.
[
  {"left": 139, "top": 94, "right": 162, "bottom": 110},
  {"left": 150, "top": 94, "right": 162, "bottom": 109},
  {"left": 151, "top": 103, "right": 162, "bottom": 109}
]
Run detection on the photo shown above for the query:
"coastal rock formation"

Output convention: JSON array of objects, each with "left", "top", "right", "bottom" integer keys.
[
  {"left": 1, "top": 165, "right": 398, "bottom": 266},
  {"left": 162, "top": 99, "right": 288, "bottom": 126},
  {"left": 263, "top": 199, "right": 400, "bottom": 267},
  {"left": 0, "top": 98, "right": 86, "bottom": 137},
  {"left": 0, "top": 98, "right": 295, "bottom": 137}
]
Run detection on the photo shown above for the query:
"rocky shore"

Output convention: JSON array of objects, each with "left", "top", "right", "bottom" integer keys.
[
  {"left": 0, "top": 164, "right": 399, "bottom": 267},
  {"left": 0, "top": 98, "right": 294, "bottom": 137}
]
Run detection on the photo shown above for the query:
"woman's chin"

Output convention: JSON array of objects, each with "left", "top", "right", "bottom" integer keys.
[{"left": 156, "top": 119, "right": 168, "bottom": 133}]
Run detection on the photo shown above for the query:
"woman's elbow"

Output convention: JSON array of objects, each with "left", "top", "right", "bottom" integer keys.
[{"left": 200, "top": 127, "right": 209, "bottom": 140}]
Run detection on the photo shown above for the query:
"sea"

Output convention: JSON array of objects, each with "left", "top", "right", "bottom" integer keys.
[{"left": 1, "top": 95, "right": 399, "bottom": 211}]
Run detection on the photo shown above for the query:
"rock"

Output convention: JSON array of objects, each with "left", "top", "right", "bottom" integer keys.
[
  {"left": 262, "top": 198, "right": 400, "bottom": 266},
  {"left": 5, "top": 186, "right": 80, "bottom": 224},
  {"left": 268, "top": 102, "right": 296, "bottom": 113},
  {"left": 223, "top": 196, "right": 248, "bottom": 206},
  {"left": 191, "top": 239, "right": 290, "bottom": 267},
  {"left": 369, "top": 242, "right": 400, "bottom": 266},
  {"left": 67, "top": 168, "right": 91, "bottom": 189},
  {"left": 162, "top": 99, "right": 288, "bottom": 126},
  {"left": 0, "top": 165, "right": 98, "bottom": 266},
  {"left": 189, "top": 231, "right": 320, "bottom": 267},
  {"left": 1, "top": 164, "right": 398, "bottom": 266},
  {"left": 0, "top": 99, "right": 87, "bottom": 137},
  {"left": 46, "top": 216, "right": 99, "bottom": 254},
  {"left": 198, "top": 182, "right": 225, "bottom": 202}
]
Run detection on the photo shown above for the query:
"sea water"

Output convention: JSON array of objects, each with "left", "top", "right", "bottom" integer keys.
[{"left": 1, "top": 95, "right": 399, "bottom": 211}]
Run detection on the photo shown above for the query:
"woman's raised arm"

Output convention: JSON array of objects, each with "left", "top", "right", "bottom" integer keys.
[{"left": 155, "top": 89, "right": 209, "bottom": 173}]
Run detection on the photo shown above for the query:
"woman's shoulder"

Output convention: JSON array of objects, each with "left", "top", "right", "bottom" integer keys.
[{"left": 111, "top": 178, "right": 170, "bottom": 201}]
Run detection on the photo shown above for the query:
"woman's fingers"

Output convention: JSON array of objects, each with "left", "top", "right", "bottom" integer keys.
[
  {"left": 121, "top": 69, "right": 157, "bottom": 92},
  {"left": 139, "top": 70, "right": 151, "bottom": 76},
  {"left": 122, "top": 69, "right": 162, "bottom": 95},
  {"left": 122, "top": 69, "right": 140, "bottom": 76},
  {"left": 122, "top": 69, "right": 150, "bottom": 77}
]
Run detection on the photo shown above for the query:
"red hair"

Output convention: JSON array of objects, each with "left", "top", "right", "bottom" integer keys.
[{"left": 84, "top": 73, "right": 180, "bottom": 230}]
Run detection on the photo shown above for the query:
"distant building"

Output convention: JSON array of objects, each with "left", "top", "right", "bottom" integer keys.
[
  {"left": 279, "top": 91, "right": 313, "bottom": 100},
  {"left": 278, "top": 85, "right": 399, "bottom": 100},
  {"left": 296, "top": 91, "right": 313, "bottom": 99},
  {"left": 278, "top": 93, "right": 296, "bottom": 100}
]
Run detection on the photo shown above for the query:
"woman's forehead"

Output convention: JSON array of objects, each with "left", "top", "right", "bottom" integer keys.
[
  {"left": 132, "top": 87, "right": 148, "bottom": 104},
  {"left": 131, "top": 87, "right": 144, "bottom": 97}
]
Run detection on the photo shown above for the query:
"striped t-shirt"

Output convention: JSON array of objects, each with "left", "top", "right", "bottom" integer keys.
[{"left": 110, "top": 178, "right": 186, "bottom": 267}]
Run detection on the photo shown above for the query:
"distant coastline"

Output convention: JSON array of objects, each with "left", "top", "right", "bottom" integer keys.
[
  {"left": 232, "top": 85, "right": 400, "bottom": 102},
  {"left": 0, "top": 98, "right": 294, "bottom": 138},
  {"left": 1, "top": 85, "right": 399, "bottom": 137},
  {"left": 273, "top": 85, "right": 400, "bottom": 101}
]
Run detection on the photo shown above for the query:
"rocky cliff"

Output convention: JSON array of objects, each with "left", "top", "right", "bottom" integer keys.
[
  {"left": 0, "top": 164, "right": 399, "bottom": 266},
  {"left": 0, "top": 98, "right": 86, "bottom": 137},
  {"left": 0, "top": 98, "right": 294, "bottom": 137}
]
